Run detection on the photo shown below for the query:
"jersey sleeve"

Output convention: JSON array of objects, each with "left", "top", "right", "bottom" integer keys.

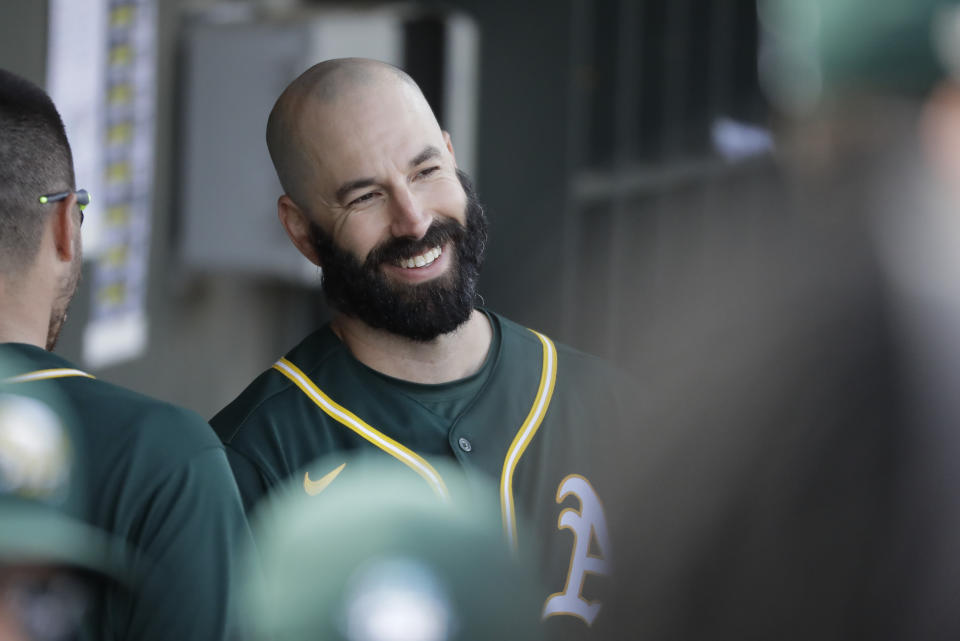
[
  {"left": 224, "top": 444, "right": 272, "bottom": 515},
  {"left": 122, "top": 445, "right": 253, "bottom": 641}
]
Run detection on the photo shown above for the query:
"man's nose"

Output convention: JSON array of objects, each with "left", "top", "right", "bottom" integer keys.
[{"left": 389, "top": 184, "right": 432, "bottom": 239}]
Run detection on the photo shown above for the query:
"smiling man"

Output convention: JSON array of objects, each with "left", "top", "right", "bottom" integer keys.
[
  {"left": 267, "top": 59, "right": 490, "bottom": 365},
  {"left": 212, "top": 58, "right": 633, "bottom": 637}
]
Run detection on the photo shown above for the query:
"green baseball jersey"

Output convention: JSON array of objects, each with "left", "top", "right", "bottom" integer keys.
[
  {"left": 0, "top": 343, "right": 252, "bottom": 641},
  {"left": 212, "top": 311, "right": 632, "bottom": 638}
]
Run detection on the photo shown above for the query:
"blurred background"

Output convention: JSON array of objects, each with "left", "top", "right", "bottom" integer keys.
[{"left": 0, "top": 0, "right": 772, "bottom": 418}]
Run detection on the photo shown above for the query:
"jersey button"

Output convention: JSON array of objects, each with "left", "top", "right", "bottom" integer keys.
[{"left": 458, "top": 437, "right": 473, "bottom": 453}]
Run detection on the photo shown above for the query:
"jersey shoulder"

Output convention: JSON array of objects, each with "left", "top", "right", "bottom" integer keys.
[
  {"left": 490, "top": 311, "right": 640, "bottom": 420},
  {"left": 210, "top": 325, "right": 343, "bottom": 444},
  {"left": 72, "top": 376, "right": 222, "bottom": 459},
  {"left": 491, "top": 310, "right": 630, "bottom": 380}
]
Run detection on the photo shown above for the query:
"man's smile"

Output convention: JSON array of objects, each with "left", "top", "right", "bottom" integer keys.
[
  {"left": 395, "top": 245, "right": 442, "bottom": 269},
  {"left": 382, "top": 242, "right": 452, "bottom": 284}
]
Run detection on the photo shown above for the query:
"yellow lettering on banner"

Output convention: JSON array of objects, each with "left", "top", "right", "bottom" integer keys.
[
  {"left": 107, "top": 205, "right": 130, "bottom": 225},
  {"left": 110, "top": 5, "right": 135, "bottom": 27},
  {"left": 108, "top": 122, "right": 133, "bottom": 145},
  {"left": 105, "top": 246, "right": 129, "bottom": 267},
  {"left": 106, "top": 161, "right": 131, "bottom": 183},
  {"left": 108, "top": 84, "right": 132, "bottom": 105},
  {"left": 542, "top": 474, "right": 611, "bottom": 626},
  {"left": 109, "top": 44, "right": 132, "bottom": 66},
  {"left": 98, "top": 283, "right": 127, "bottom": 305}
]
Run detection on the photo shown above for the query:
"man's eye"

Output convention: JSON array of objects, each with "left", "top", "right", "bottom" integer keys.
[
  {"left": 416, "top": 166, "right": 439, "bottom": 179},
  {"left": 349, "top": 192, "right": 377, "bottom": 207}
]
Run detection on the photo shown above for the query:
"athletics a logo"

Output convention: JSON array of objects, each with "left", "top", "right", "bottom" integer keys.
[{"left": 542, "top": 474, "right": 611, "bottom": 625}]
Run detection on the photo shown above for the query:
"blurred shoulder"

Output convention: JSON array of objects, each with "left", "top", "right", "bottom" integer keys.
[{"left": 77, "top": 376, "right": 221, "bottom": 453}]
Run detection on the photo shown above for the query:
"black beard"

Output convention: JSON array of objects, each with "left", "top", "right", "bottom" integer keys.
[{"left": 311, "top": 170, "right": 488, "bottom": 342}]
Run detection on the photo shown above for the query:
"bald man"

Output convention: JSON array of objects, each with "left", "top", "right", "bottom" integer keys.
[{"left": 211, "top": 58, "right": 634, "bottom": 637}]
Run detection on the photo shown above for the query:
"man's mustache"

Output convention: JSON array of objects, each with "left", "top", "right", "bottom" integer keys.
[{"left": 364, "top": 218, "right": 466, "bottom": 269}]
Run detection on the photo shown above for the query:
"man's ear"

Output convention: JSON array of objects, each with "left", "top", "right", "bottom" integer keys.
[
  {"left": 52, "top": 193, "right": 79, "bottom": 263},
  {"left": 443, "top": 131, "right": 458, "bottom": 168},
  {"left": 277, "top": 195, "right": 322, "bottom": 266}
]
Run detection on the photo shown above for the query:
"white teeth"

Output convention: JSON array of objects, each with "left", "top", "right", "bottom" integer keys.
[{"left": 397, "top": 246, "right": 441, "bottom": 269}]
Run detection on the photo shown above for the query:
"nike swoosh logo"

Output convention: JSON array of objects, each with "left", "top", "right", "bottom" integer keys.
[{"left": 303, "top": 462, "right": 347, "bottom": 496}]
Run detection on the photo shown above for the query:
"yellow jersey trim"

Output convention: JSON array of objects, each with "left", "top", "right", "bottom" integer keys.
[
  {"left": 3, "top": 368, "right": 95, "bottom": 383},
  {"left": 273, "top": 357, "right": 450, "bottom": 500},
  {"left": 500, "top": 330, "right": 558, "bottom": 552}
]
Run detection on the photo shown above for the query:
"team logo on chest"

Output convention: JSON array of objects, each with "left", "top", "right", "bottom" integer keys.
[{"left": 542, "top": 474, "right": 611, "bottom": 626}]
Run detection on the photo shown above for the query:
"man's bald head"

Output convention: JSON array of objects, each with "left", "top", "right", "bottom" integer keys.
[{"left": 265, "top": 58, "right": 432, "bottom": 209}]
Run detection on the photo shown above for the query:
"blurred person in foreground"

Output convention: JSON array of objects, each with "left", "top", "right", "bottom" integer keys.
[
  {"left": 241, "top": 456, "right": 544, "bottom": 641},
  {"left": 0, "top": 68, "right": 252, "bottom": 640},
  {"left": 597, "top": 1, "right": 960, "bottom": 639},
  {"left": 211, "top": 58, "right": 632, "bottom": 638},
  {"left": 0, "top": 355, "right": 129, "bottom": 641}
]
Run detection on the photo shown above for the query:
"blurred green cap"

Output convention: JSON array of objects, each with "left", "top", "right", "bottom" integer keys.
[
  {"left": 0, "top": 351, "right": 129, "bottom": 581},
  {"left": 243, "top": 455, "right": 545, "bottom": 641},
  {"left": 822, "top": 0, "right": 956, "bottom": 93},
  {"left": 760, "top": 0, "right": 960, "bottom": 108}
]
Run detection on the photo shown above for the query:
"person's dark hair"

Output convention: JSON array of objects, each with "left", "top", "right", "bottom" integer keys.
[{"left": 0, "top": 68, "right": 75, "bottom": 274}]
